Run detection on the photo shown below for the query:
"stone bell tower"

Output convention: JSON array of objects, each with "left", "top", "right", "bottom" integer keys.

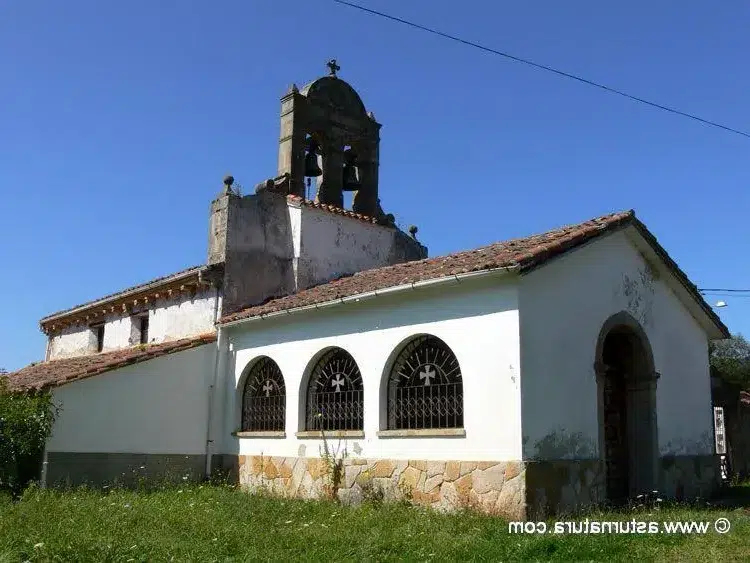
[
  {"left": 271, "top": 59, "right": 387, "bottom": 221},
  {"left": 210, "top": 62, "right": 427, "bottom": 315}
]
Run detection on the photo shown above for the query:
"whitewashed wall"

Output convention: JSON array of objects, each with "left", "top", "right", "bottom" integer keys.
[
  {"left": 47, "top": 344, "right": 215, "bottom": 454},
  {"left": 519, "top": 228, "right": 716, "bottom": 460},
  {"left": 220, "top": 275, "right": 522, "bottom": 462},
  {"left": 287, "top": 204, "right": 419, "bottom": 291},
  {"left": 47, "top": 288, "right": 220, "bottom": 359},
  {"left": 47, "top": 324, "right": 95, "bottom": 359}
]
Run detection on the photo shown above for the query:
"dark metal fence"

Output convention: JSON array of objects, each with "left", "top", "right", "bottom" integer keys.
[
  {"left": 306, "top": 389, "right": 364, "bottom": 431},
  {"left": 389, "top": 382, "right": 463, "bottom": 430},
  {"left": 242, "top": 394, "right": 285, "bottom": 432}
]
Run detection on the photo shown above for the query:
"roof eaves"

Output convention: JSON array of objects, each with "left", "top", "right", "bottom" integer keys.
[
  {"left": 629, "top": 219, "right": 730, "bottom": 339},
  {"left": 39, "top": 264, "right": 223, "bottom": 327},
  {"left": 220, "top": 266, "right": 516, "bottom": 328}
]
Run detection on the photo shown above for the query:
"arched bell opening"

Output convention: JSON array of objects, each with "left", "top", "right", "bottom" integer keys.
[
  {"left": 303, "top": 134, "right": 323, "bottom": 200},
  {"left": 341, "top": 145, "right": 361, "bottom": 209},
  {"left": 594, "top": 311, "right": 659, "bottom": 506}
]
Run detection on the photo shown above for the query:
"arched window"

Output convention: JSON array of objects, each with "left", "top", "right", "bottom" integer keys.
[
  {"left": 387, "top": 335, "right": 463, "bottom": 430},
  {"left": 241, "top": 357, "right": 286, "bottom": 432},
  {"left": 306, "top": 348, "right": 364, "bottom": 431}
]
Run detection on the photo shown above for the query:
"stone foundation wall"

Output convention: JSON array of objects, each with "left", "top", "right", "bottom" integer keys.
[
  {"left": 225, "top": 455, "right": 526, "bottom": 520},
  {"left": 218, "top": 454, "right": 720, "bottom": 520},
  {"left": 660, "top": 455, "right": 718, "bottom": 500}
]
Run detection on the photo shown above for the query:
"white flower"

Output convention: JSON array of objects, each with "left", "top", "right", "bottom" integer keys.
[{"left": 33, "top": 543, "right": 44, "bottom": 549}]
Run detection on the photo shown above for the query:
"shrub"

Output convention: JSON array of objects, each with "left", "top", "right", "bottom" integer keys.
[{"left": 0, "top": 377, "right": 59, "bottom": 495}]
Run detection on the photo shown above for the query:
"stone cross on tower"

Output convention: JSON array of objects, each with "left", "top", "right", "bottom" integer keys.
[{"left": 326, "top": 59, "right": 340, "bottom": 77}]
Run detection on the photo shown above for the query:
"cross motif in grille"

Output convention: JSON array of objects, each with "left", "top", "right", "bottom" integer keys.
[
  {"left": 331, "top": 374, "right": 345, "bottom": 392},
  {"left": 419, "top": 365, "right": 436, "bottom": 386},
  {"left": 262, "top": 380, "right": 274, "bottom": 397}
]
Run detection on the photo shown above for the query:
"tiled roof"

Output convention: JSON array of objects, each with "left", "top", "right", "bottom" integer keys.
[
  {"left": 286, "top": 195, "right": 380, "bottom": 224},
  {"left": 40, "top": 264, "right": 208, "bottom": 323},
  {"left": 220, "top": 210, "right": 728, "bottom": 338},
  {"left": 6, "top": 333, "right": 217, "bottom": 391},
  {"left": 221, "top": 210, "right": 634, "bottom": 323}
]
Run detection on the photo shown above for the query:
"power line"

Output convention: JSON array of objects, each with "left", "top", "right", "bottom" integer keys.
[
  {"left": 700, "top": 289, "right": 750, "bottom": 293},
  {"left": 332, "top": 0, "right": 750, "bottom": 140}
]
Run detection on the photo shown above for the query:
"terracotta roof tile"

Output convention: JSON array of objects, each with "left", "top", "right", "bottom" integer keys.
[
  {"left": 286, "top": 195, "right": 379, "bottom": 224},
  {"left": 219, "top": 210, "right": 728, "bottom": 339},
  {"left": 221, "top": 211, "right": 634, "bottom": 323},
  {"left": 6, "top": 333, "right": 217, "bottom": 391}
]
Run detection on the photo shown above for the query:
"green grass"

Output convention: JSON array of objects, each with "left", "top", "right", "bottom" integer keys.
[{"left": 1, "top": 484, "right": 749, "bottom": 562}]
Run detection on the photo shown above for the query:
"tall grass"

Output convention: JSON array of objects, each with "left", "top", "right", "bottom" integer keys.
[{"left": 0, "top": 483, "right": 748, "bottom": 562}]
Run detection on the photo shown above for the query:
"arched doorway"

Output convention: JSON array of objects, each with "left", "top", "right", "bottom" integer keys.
[{"left": 595, "top": 312, "right": 659, "bottom": 505}]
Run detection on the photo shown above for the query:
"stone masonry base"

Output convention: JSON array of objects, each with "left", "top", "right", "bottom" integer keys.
[
  {"left": 222, "top": 455, "right": 526, "bottom": 520},
  {"left": 220, "top": 454, "right": 719, "bottom": 520}
]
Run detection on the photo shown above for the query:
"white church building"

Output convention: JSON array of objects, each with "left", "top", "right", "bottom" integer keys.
[{"left": 9, "top": 65, "right": 728, "bottom": 519}]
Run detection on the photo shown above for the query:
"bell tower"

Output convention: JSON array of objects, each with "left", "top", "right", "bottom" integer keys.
[
  {"left": 211, "top": 62, "right": 427, "bottom": 314},
  {"left": 274, "top": 60, "right": 385, "bottom": 221}
]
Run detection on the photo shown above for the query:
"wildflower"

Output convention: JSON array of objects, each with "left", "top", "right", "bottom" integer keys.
[
  {"left": 124, "top": 503, "right": 131, "bottom": 508},
  {"left": 285, "top": 520, "right": 293, "bottom": 524},
  {"left": 33, "top": 543, "right": 44, "bottom": 549}
]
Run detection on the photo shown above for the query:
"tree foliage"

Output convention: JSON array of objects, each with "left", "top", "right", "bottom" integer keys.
[
  {"left": 710, "top": 334, "right": 750, "bottom": 388},
  {"left": 0, "top": 376, "right": 59, "bottom": 493}
]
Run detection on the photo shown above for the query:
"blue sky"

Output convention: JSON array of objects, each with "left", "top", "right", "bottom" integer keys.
[{"left": 1, "top": 1, "right": 748, "bottom": 371}]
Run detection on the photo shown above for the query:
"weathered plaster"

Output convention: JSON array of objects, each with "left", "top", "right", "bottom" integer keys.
[
  {"left": 46, "top": 289, "right": 218, "bottom": 359},
  {"left": 209, "top": 191, "right": 425, "bottom": 316},
  {"left": 519, "top": 228, "right": 715, "bottom": 462}
]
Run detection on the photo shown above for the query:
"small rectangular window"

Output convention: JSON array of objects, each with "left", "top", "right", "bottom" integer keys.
[{"left": 139, "top": 315, "right": 149, "bottom": 345}]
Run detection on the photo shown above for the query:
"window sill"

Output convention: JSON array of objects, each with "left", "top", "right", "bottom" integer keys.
[
  {"left": 376, "top": 428, "right": 466, "bottom": 438},
  {"left": 232, "top": 431, "right": 286, "bottom": 438},
  {"left": 295, "top": 430, "right": 365, "bottom": 439}
]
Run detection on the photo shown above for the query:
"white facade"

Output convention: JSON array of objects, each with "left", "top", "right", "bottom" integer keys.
[
  {"left": 48, "top": 344, "right": 215, "bottom": 455},
  {"left": 218, "top": 274, "right": 522, "bottom": 463},
  {"left": 40, "top": 225, "right": 721, "bottom": 505},
  {"left": 46, "top": 288, "right": 220, "bottom": 360},
  {"left": 291, "top": 203, "right": 409, "bottom": 289},
  {"left": 519, "top": 227, "right": 715, "bottom": 461}
]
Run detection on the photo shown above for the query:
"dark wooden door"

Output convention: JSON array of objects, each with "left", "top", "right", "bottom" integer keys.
[{"left": 603, "top": 369, "right": 629, "bottom": 504}]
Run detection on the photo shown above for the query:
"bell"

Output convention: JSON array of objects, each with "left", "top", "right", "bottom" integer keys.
[
  {"left": 342, "top": 149, "right": 361, "bottom": 191},
  {"left": 304, "top": 137, "right": 322, "bottom": 177},
  {"left": 304, "top": 151, "right": 322, "bottom": 177}
]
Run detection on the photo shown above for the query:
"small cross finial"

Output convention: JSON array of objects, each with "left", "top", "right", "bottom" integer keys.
[{"left": 326, "top": 59, "right": 340, "bottom": 77}]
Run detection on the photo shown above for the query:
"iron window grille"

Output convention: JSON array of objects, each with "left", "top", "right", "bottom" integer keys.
[
  {"left": 306, "top": 348, "right": 364, "bottom": 431},
  {"left": 241, "top": 357, "right": 286, "bottom": 432},
  {"left": 387, "top": 335, "right": 463, "bottom": 430}
]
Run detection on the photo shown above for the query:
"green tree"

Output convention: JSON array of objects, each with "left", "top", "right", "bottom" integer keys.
[
  {"left": 710, "top": 334, "right": 750, "bottom": 388},
  {"left": 0, "top": 376, "right": 59, "bottom": 494}
]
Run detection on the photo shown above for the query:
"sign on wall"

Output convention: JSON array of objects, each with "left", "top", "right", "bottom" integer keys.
[{"left": 713, "top": 406, "right": 727, "bottom": 455}]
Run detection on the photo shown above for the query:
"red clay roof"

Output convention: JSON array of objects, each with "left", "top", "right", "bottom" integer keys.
[
  {"left": 286, "top": 195, "right": 380, "bottom": 224},
  {"left": 7, "top": 333, "right": 217, "bottom": 391},
  {"left": 219, "top": 210, "right": 729, "bottom": 338}
]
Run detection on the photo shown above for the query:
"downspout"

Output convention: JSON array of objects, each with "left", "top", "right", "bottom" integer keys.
[{"left": 204, "top": 285, "right": 224, "bottom": 479}]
